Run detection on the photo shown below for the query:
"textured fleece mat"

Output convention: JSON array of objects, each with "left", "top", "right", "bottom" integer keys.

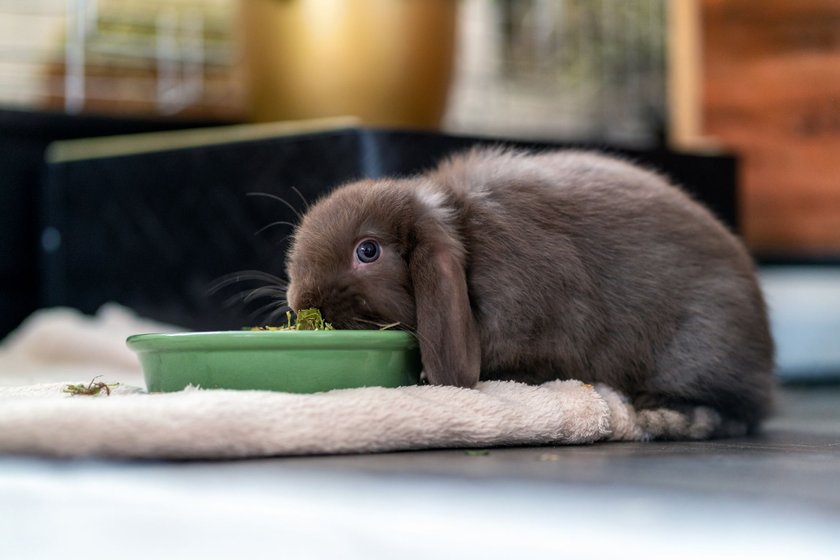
[{"left": 0, "top": 306, "right": 731, "bottom": 459}]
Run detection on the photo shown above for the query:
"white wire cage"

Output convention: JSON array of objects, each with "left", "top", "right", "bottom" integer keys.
[{"left": 0, "top": 0, "right": 242, "bottom": 118}]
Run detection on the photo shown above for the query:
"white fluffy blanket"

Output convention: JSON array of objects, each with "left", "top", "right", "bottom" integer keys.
[{"left": 0, "top": 305, "right": 730, "bottom": 458}]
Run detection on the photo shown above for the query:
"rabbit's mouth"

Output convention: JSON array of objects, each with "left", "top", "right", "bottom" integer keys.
[{"left": 298, "top": 280, "right": 415, "bottom": 332}]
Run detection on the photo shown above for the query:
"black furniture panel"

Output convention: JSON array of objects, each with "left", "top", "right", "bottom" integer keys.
[
  {"left": 0, "top": 108, "right": 232, "bottom": 337},
  {"left": 42, "top": 128, "right": 366, "bottom": 330}
]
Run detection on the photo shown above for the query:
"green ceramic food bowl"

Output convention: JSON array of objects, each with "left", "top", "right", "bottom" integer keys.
[{"left": 126, "top": 330, "right": 421, "bottom": 393}]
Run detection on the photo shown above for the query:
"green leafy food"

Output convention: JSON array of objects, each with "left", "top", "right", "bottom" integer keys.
[
  {"left": 250, "top": 308, "right": 334, "bottom": 331},
  {"left": 249, "top": 308, "right": 404, "bottom": 331},
  {"left": 63, "top": 376, "right": 119, "bottom": 396}
]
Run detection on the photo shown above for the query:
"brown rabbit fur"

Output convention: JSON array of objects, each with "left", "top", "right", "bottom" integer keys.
[{"left": 285, "top": 147, "right": 775, "bottom": 434}]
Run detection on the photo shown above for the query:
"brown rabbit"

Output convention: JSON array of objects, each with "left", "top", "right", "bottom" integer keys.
[{"left": 285, "top": 147, "right": 775, "bottom": 438}]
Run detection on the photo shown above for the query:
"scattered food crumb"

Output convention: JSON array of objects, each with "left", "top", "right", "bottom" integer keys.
[
  {"left": 63, "top": 376, "right": 120, "bottom": 396},
  {"left": 464, "top": 449, "right": 491, "bottom": 456}
]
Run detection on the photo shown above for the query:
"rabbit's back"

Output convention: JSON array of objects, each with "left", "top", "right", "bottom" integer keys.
[{"left": 429, "top": 148, "right": 775, "bottom": 427}]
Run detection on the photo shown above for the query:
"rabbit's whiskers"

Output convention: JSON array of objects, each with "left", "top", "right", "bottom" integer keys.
[
  {"left": 247, "top": 192, "right": 304, "bottom": 222},
  {"left": 208, "top": 268, "right": 290, "bottom": 324}
]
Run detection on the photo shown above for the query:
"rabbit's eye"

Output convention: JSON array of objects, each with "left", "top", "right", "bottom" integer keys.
[{"left": 355, "top": 239, "right": 381, "bottom": 264}]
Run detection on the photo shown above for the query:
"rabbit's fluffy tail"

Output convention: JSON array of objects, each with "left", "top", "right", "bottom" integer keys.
[{"left": 595, "top": 384, "right": 750, "bottom": 441}]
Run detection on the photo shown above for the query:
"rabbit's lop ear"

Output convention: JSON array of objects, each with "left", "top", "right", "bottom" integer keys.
[{"left": 409, "top": 219, "right": 481, "bottom": 388}]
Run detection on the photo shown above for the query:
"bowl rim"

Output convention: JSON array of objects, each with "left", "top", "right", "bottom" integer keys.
[{"left": 126, "top": 329, "right": 419, "bottom": 352}]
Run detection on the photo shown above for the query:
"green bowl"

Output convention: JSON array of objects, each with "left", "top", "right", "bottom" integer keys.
[{"left": 126, "top": 330, "right": 421, "bottom": 393}]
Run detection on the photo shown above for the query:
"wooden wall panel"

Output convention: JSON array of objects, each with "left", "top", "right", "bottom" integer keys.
[{"left": 701, "top": 0, "right": 840, "bottom": 253}]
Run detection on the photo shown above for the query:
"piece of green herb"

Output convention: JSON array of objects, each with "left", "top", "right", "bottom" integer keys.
[
  {"left": 292, "top": 308, "right": 335, "bottom": 330},
  {"left": 63, "top": 376, "right": 119, "bottom": 396},
  {"left": 464, "top": 449, "right": 491, "bottom": 456}
]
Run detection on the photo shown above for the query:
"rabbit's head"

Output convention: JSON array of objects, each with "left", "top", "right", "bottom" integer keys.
[{"left": 286, "top": 178, "right": 481, "bottom": 387}]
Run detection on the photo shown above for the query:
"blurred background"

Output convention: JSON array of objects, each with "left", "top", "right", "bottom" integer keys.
[
  {"left": 2, "top": 4, "right": 840, "bottom": 558},
  {"left": 3, "top": 0, "right": 839, "bottom": 254},
  {"left": 1, "top": 0, "right": 666, "bottom": 139},
  {"left": 1, "top": 0, "right": 839, "bottom": 380}
]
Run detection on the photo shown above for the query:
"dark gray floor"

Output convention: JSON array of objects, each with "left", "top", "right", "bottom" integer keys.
[
  {"left": 3, "top": 385, "right": 840, "bottom": 559},
  {"left": 264, "top": 385, "right": 840, "bottom": 510}
]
